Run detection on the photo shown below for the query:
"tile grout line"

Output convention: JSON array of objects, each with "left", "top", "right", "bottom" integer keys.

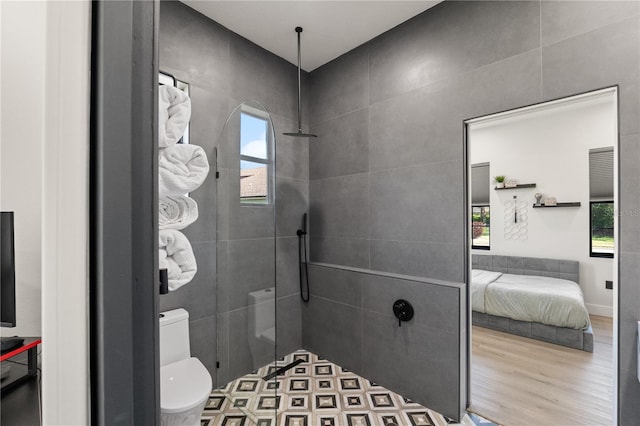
[
  {"left": 367, "top": 40, "right": 373, "bottom": 278},
  {"left": 539, "top": 0, "right": 544, "bottom": 101}
]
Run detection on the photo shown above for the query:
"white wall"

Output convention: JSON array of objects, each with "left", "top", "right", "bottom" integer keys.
[
  {"left": 0, "top": 1, "right": 45, "bottom": 337},
  {"left": 1, "top": 1, "right": 90, "bottom": 423},
  {"left": 42, "top": 1, "right": 91, "bottom": 424},
  {"left": 0, "top": 2, "right": 2, "bottom": 202},
  {"left": 470, "top": 91, "right": 617, "bottom": 317}
]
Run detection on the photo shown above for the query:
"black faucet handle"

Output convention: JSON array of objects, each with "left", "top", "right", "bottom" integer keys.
[{"left": 393, "top": 299, "right": 415, "bottom": 327}]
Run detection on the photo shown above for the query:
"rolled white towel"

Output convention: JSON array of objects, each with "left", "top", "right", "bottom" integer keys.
[
  {"left": 159, "top": 144, "right": 210, "bottom": 195},
  {"left": 159, "top": 84, "right": 191, "bottom": 148},
  {"left": 159, "top": 195, "right": 199, "bottom": 230},
  {"left": 159, "top": 229, "right": 197, "bottom": 291}
]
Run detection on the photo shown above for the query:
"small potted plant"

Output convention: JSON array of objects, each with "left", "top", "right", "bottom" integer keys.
[{"left": 494, "top": 175, "right": 506, "bottom": 189}]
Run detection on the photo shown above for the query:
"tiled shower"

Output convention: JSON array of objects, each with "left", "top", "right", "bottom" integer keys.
[{"left": 158, "top": 0, "right": 640, "bottom": 423}]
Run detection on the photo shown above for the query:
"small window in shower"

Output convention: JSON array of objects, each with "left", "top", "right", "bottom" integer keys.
[{"left": 240, "top": 107, "right": 272, "bottom": 205}]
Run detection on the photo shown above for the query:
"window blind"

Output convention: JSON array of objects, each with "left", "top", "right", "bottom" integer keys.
[
  {"left": 589, "top": 147, "right": 614, "bottom": 200},
  {"left": 471, "top": 162, "right": 490, "bottom": 205}
]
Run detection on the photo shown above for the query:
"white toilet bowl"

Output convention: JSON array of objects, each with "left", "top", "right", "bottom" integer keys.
[
  {"left": 160, "top": 309, "right": 213, "bottom": 426},
  {"left": 161, "top": 357, "right": 212, "bottom": 426}
]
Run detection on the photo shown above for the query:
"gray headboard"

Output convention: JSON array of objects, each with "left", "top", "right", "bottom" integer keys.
[{"left": 472, "top": 254, "right": 580, "bottom": 284}]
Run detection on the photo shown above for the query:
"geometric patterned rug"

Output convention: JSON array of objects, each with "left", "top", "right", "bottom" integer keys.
[{"left": 201, "top": 350, "right": 499, "bottom": 426}]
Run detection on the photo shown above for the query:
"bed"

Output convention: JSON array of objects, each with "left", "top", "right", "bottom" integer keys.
[{"left": 471, "top": 254, "right": 593, "bottom": 352}]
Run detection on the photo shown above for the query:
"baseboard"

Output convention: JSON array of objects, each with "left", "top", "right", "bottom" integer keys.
[{"left": 586, "top": 303, "right": 613, "bottom": 318}]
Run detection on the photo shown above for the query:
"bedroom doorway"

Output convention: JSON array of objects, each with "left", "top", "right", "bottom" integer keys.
[{"left": 464, "top": 87, "right": 618, "bottom": 425}]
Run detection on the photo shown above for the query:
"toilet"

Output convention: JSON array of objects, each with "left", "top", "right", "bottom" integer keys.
[
  {"left": 160, "top": 309, "right": 212, "bottom": 426},
  {"left": 248, "top": 287, "right": 276, "bottom": 366}
]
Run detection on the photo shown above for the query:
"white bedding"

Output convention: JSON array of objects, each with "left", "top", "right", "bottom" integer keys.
[
  {"left": 471, "top": 269, "right": 502, "bottom": 313},
  {"left": 471, "top": 269, "right": 591, "bottom": 330}
]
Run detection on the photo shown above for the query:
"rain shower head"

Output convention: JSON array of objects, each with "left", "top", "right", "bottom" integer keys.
[
  {"left": 283, "top": 131, "right": 317, "bottom": 138},
  {"left": 284, "top": 27, "right": 317, "bottom": 138}
]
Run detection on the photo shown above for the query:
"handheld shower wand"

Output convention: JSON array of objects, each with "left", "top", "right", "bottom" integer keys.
[
  {"left": 297, "top": 212, "right": 307, "bottom": 237},
  {"left": 297, "top": 213, "right": 310, "bottom": 302}
]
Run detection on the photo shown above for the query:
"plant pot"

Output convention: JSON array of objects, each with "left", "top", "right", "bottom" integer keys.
[{"left": 496, "top": 182, "right": 505, "bottom": 188}]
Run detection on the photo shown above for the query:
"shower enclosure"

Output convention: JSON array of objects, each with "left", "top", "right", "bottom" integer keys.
[{"left": 214, "top": 100, "right": 279, "bottom": 421}]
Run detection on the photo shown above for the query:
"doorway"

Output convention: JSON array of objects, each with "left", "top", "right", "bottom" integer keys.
[{"left": 465, "top": 87, "right": 619, "bottom": 425}]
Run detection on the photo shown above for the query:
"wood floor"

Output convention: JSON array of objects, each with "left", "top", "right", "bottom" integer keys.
[{"left": 469, "top": 315, "right": 613, "bottom": 426}]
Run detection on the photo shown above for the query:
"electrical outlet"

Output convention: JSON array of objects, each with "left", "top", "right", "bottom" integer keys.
[{"left": 606, "top": 280, "right": 613, "bottom": 290}]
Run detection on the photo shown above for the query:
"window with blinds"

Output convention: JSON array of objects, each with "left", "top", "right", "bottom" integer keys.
[
  {"left": 589, "top": 147, "right": 614, "bottom": 258},
  {"left": 471, "top": 163, "right": 490, "bottom": 250},
  {"left": 589, "top": 147, "right": 614, "bottom": 201},
  {"left": 471, "top": 162, "right": 490, "bottom": 206}
]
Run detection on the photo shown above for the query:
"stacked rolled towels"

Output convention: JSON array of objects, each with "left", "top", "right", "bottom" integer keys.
[
  {"left": 159, "top": 229, "right": 197, "bottom": 291},
  {"left": 158, "top": 83, "right": 209, "bottom": 292},
  {"left": 159, "top": 195, "right": 199, "bottom": 230},
  {"left": 159, "top": 84, "right": 191, "bottom": 148},
  {"left": 159, "top": 144, "right": 210, "bottom": 195}
]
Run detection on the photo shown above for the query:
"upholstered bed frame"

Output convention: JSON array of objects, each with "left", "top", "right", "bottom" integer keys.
[{"left": 471, "top": 254, "right": 593, "bottom": 352}]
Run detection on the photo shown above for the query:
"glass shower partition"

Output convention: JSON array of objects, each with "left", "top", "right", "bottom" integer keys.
[{"left": 215, "top": 101, "right": 278, "bottom": 422}]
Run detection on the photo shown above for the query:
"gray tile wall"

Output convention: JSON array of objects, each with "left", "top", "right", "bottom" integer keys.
[
  {"left": 158, "top": 0, "right": 639, "bottom": 421},
  {"left": 158, "top": 1, "right": 308, "bottom": 386},
  {"left": 307, "top": 0, "right": 639, "bottom": 422},
  {"left": 302, "top": 264, "right": 463, "bottom": 419}
]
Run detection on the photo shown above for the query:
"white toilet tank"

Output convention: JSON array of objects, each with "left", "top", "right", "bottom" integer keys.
[
  {"left": 159, "top": 308, "right": 191, "bottom": 367},
  {"left": 248, "top": 287, "right": 275, "bottom": 340}
]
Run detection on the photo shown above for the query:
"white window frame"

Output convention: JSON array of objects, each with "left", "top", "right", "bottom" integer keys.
[{"left": 239, "top": 105, "right": 273, "bottom": 205}]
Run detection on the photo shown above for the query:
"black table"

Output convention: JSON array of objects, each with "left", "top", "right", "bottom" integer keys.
[{"left": 0, "top": 337, "right": 41, "bottom": 395}]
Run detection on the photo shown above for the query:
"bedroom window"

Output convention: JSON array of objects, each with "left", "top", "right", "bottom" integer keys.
[
  {"left": 240, "top": 108, "right": 272, "bottom": 205},
  {"left": 590, "top": 202, "right": 614, "bottom": 258},
  {"left": 589, "top": 147, "right": 614, "bottom": 258},
  {"left": 471, "top": 162, "right": 490, "bottom": 250},
  {"left": 472, "top": 205, "right": 490, "bottom": 250}
]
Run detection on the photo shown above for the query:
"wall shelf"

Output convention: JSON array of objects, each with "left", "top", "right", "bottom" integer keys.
[
  {"left": 532, "top": 202, "right": 581, "bottom": 208},
  {"left": 494, "top": 183, "right": 537, "bottom": 190}
]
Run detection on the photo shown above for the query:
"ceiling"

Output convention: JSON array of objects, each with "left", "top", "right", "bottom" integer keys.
[{"left": 181, "top": 1, "right": 442, "bottom": 72}]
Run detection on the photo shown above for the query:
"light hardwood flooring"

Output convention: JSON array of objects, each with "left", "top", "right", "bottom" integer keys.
[{"left": 470, "top": 315, "right": 613, "bottom": 426}]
